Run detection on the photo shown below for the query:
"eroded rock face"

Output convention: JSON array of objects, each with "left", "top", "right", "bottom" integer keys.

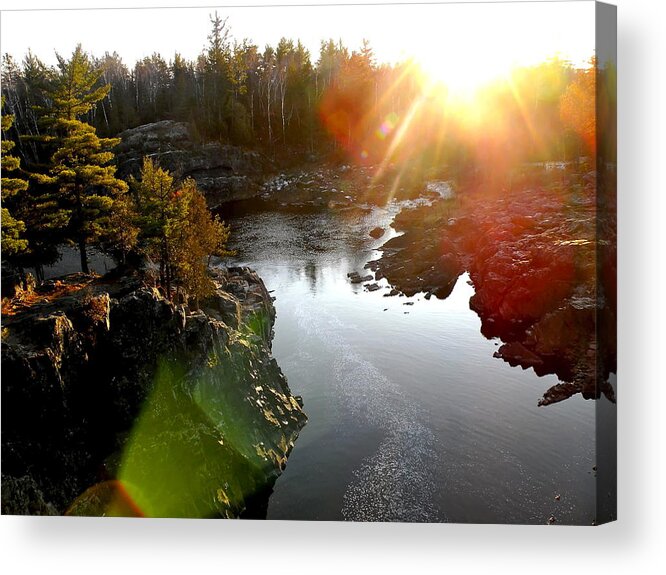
[
  {"left": 115, "top": 121, "right": 266, "bottom": 207},
  {"left": 1, "top": 267, "right": 306, "bottom": 518}
]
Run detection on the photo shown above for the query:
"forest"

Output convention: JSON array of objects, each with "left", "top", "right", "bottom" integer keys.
[{"left": 1, "top": 12, "right": 614, "bottom": 299}]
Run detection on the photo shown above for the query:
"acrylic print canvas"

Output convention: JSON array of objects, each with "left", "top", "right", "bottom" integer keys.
[{"left": 0, "top": 1, "right": 616, "bottom": 525}]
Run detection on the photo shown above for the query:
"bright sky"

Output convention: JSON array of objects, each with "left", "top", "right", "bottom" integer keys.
[{"left": 1, "top": 1, "right": 596, "bottom": 82}]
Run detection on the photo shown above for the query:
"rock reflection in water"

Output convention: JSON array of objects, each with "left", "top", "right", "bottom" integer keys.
[{"left": 369, "top": 170, "right": 616, "bottom": 407}]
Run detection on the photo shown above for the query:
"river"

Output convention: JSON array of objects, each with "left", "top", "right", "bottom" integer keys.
[{"left": 223, "top": 196, "right": 600, "bottom": 525}]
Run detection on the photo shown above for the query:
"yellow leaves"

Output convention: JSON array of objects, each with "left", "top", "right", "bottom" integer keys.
[
  {"left": 278, "top": 434, "right": 289, "bottom": 455},
  {"left": 52, "top": 45, "right": 107, "bottom": 120},
  {"left": 138, "top": 157, "right": 175, "bottom": 192},
  {"left": 254, "top": 442, "right": 286, "bottom": 468},
  {"left": 166, "top": 179, "right": 234, "bottom": 303},
  {"left": 84, "top": 194, "right": 114, "bottom": 211},
  {"left": 254, "top": 443, "right": 269, "bottom": 459},
  {"left": 206, "top": 350, "right": 219, "bottom": 368}
]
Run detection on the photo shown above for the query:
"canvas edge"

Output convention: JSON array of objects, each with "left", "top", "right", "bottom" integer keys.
[{"left": 594, "top": 0, "right": 617, "bottom": 526}]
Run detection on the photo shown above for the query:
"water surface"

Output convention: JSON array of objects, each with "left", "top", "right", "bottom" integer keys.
[{"left": 225, "top": 201, "right": 598, "bottom": 524}]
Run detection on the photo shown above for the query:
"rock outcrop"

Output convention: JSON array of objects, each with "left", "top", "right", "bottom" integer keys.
[
  {"left": 1, "top": 267, "right": 306, "bottom": 518},
  {"left": 368, "top": 171, "right": 616, "bottom": 406},
  {"left": 114, "top": 121, "right": 266, "bottom": 207}
]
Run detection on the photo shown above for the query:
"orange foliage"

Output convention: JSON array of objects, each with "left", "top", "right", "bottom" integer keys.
[
  {"left": 317, "top": 57, "right": 597, "bottom": 190},
  {"left": 1, "top": 277, "right": 95, "bottom": 316},
  {"left": 560, "top": 68, "right": 596, "bottom": 156}
]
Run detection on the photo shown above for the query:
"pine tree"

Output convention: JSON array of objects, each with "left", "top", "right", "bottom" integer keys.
[
  {"left": 129, "top": 157, "right": 180, "bottom": 293},
  {"left": 102, "top": 190, "right": 139, "bottom": 264},
  {"left": 1, "top": 97, "right": 29, "bottom": 258},
  {"left": 203, "top": 12, "right": 232, "bottom": 138},
  {"left": 32, "top": 45, "right": 128, "bottom": 273}
]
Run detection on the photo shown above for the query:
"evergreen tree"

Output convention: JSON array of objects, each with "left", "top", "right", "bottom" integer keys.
[
  {"left": 203, "top": 12, "right": 232, "bottom": 138},
  {"left": 133, "top": 53, "right": 171, "bottom": 124},
  {"left": 102, "top": 189, "right": 139, "bottom": 264},
  {"left": 95, "top": 52, "right": 137, "bottom": 136},
  {"left": 1, "top": 97, "right": 29, "bottom": 258},
  {"left": 31, "top": 45, "right": 128, "bottom": 273},
  {"left": 129, "top": 157, "right": 179, "bottom": 294},
  {"left": 171, "top": 53, "right": 197, "bottom": 123}
]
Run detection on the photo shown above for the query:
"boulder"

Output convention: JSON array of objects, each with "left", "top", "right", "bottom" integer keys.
[
  {"left": 369, "top": 227, "right": 385, "bottom": 239},
  {"left": 348, "top": 273, "right": 373, "bottom": 284}
]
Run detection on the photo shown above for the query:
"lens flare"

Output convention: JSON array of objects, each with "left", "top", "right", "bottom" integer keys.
[{"left": 375, "top": 112, "right": 399, "bottom": 140}]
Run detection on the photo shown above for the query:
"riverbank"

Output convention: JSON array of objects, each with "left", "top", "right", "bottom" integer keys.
[
  {"left": 367, "top": 169, "right": 616, "bottom": 406},
  {"left": 1, "top": 266, "right": 306, "bottom": 517}
]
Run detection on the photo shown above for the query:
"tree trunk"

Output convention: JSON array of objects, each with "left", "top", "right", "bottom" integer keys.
[
  {"left": 281, "top": 88, "right": 286, "bottom": 144},
  {"left": 33, "top": 265, "right": 44, "bottom": 284},
  {"left": 266, "top": 85, "right": 272, "bottom": 142},
  {"left": 78, "top": 234, "right": 89, "bottom": 274},
  {"left": 165, "top": 263, "right": 172, "bottom": 300},
  {"left": 250, "top": 93, "right": 254, "bottom": 132}
]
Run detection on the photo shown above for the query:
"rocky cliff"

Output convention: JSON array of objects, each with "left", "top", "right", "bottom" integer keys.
[
  {"left": 1, "top": 267, "right": 306, "bottom": 518},
  {"left": 115, "top": 121, "right": 267, "bottom": 207}
]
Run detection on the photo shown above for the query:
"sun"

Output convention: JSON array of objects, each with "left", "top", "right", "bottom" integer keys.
[{"left": 415, "top": 51, "right": 512, "bottom": 100}]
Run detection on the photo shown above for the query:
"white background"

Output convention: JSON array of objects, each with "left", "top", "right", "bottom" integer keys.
[{"left": 0, "top": 1, "right": 663, "bottom": 573}]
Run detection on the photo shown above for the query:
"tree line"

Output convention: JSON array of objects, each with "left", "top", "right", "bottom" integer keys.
[
  {"left": 1, "top": 13, "right": 386, "bottom": 155},
  {"left": 1, "top": 12, "right": 613, "bottom": 299},
  {"left": 2, "top": 12, "right": 609, "bottom": 174}
]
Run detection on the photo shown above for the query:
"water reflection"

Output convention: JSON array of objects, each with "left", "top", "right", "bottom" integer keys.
[
  {"left": 367, "top": 174, "right": 617, "bottom": 408},
  {"left": 225, "top": 196, "right": 600, "bottom": 524}
]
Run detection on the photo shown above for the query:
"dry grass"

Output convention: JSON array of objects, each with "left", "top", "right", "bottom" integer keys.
[{"left": 1, "top": 277, "right": 96, "bottom": 317}]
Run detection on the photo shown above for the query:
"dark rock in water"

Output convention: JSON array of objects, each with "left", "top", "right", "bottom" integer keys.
[
  {"left": 115, "top": 121, "right": 266, "bottom": 208},
  {"left": 369, "top": 227, "right": 385, "bottom": 239},
  {"left": 365, "top": 283, "right": 380, "bottom": 292},
  {"left": 1, "top": 267, "right": 306, "bottom": 518},
  {"left": 349, "top": 273, "right": 373, "bottom": 284}
]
